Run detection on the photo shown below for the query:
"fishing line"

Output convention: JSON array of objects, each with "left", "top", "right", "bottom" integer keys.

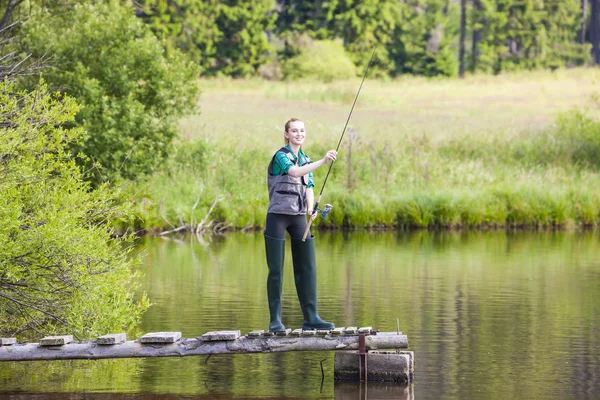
[
  {"left": 302, "top": 44, "right": 378, "bottom": 241},
  {"left": 318, "top": 44, "right": 378, "bottom": 197}
]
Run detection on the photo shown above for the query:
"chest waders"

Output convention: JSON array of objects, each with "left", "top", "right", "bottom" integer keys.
[{"left": 265, "top": 147, "right": 335, "bottom": 332}]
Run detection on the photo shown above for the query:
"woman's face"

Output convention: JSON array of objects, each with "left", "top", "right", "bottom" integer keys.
[{"left": 285, "top": 121, "right": 306, "bottom": 146}]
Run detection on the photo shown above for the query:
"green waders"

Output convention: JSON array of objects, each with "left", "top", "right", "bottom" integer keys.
[
  {"left": 291, "top": 236, "right": 335, "bottom": 330},
  {"left": 265, "top": 234, "right": 286, "bottom": 332}
]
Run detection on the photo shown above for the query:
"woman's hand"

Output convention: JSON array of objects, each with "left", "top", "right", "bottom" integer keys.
[
  {"left": 309, "top": 210, "right": 318, "bottom": 221},
  {"left": 323, "top": 149, "right": 337, "bottom": 163}
]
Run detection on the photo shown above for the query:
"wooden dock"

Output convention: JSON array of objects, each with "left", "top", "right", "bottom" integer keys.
[{"left": 0, "top": 328, "right": 408, "bottom": 362}]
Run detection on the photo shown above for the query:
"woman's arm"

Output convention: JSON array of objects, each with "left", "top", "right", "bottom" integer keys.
[{"left": 288, "top": 150, "right": 337, "bottom": 178}]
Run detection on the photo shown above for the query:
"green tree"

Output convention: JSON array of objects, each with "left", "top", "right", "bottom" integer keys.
[
  {"left": 0, "top": 79, "right": 149, "bottom": 339},
  {"left": 473, "top": 0, "right": 588, "bottom": 73},
  {"left": 135, "top": 0, "right": 222, "bottom": 73},
  {"left": 391, "top": 0, "right": 458, "bottom": 77},
  {"left": 275, "top": 0, "right": 400, "bottom": 76},
  {"left": 19, "top": 1, "right": 200, "bottom": 184},
  {"left": 281, "top": 39, "right": 357, "bottom": 81},
  {"left": 334, "top": 0, "right": 402, "bottom": 75},
  {"left": 136, "top": 0, "right": 275, "bottom": 77}
]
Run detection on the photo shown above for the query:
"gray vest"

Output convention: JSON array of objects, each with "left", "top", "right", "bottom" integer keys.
[{"left": 267, "top": 147, "right": 309, "bottom": 215}]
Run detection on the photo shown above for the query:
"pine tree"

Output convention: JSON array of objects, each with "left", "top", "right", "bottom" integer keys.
[
  {"left": 136, "top": 0, "right": 275, "bottom": 77},
  {"left": 391, "top": 0, "right": 458, "bottom": 77}
]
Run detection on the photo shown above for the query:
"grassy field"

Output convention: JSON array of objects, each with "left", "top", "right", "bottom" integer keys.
[{"left": 123, "top": 68, "right": 600, "bottom": 232}]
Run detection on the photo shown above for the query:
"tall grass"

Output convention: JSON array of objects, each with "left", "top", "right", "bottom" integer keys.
[{"left": 123, "top": 69, "right": 600, "bottom": 232}]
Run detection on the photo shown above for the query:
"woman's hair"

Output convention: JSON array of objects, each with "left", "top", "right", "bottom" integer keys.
[{"left": 284, "top": 117, "right": 302, "bottom": 144}]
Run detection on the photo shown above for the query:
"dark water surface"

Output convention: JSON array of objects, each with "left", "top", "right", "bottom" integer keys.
[{"left": 2, "top": 231, "right": 600, "bottom": 399}]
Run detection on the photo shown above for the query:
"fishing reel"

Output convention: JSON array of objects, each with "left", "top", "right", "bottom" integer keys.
[{"left": 317, "top": 204, "right": 333, "bottom": 220}]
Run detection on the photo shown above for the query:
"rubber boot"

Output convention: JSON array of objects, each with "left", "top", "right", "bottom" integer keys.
[
  {"left": 265, "top": 233, "right": 286, "bottom": 332},
  {"left": 291, "top": 236, "right": 335, "bottom": 330}
]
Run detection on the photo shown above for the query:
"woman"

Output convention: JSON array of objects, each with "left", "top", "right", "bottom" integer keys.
[{"left": 264, "top": 117, "right": 337, "bottom": 333}]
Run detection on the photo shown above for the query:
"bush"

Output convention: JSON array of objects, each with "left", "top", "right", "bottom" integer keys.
[
  {"left": 20, "top": 1, "right": 200, "bottom": 185},
  {"left": 281, "top": 39, "right": 357, "bottom": 82},
  {"left": 0, "top": 80, "right": 148, "bottom": 339}
]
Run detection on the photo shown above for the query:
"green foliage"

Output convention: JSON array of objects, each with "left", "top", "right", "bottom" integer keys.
[
  {"left": 130, "top": 0, "right": 591, "bottom": 79},
  {"left": 281, "top": 39, "right": 357, "bottom": 81},
  {"left": 276, "top": 0, "right": 458, "bottom": 77},
  {"left": 19, "top": 0, "right": 200, "bottom": 185},
  {"left": 473, "top": 0, "right": 589, "bottom": 73},
  {"left": 136, "top": 0, "right": 275, "bottom": 77},
  {"left": 0, "top": 79, "right": 148, "bottom": 339},
  {"left": 330, "top": 0, "right": 401, "bottom": 76},
  {"left": 392, "top": 0, "right": 458, "bottom": 77}
]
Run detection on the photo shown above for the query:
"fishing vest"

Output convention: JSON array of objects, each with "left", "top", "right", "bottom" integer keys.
[{"left": 267, "top": 147, "right": 310, "bottom": 215}]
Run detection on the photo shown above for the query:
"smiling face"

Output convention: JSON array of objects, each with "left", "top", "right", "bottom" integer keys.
[{"left": 284, "top": 120, "right": 306, "bottom": 147}]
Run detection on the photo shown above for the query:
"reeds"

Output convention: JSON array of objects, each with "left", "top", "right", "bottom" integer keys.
[{"left": 122, "top": 69, "right": 600, "bottom": 232}]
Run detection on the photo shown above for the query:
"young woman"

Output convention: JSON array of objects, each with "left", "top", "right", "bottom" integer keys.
[{"left": 265, "top": 118, "right": 337, "bottom": 332}]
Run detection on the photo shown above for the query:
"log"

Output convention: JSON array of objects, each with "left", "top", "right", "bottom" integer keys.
[{"left": 0, "top": 333, "right": 408, "bottom": 362}]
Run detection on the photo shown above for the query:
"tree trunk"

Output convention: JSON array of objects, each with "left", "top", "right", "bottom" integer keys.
[
  {"left": 592, "top": 0, "right": 600, "bottom": 64},
  {"left": 459, "top": 0, "right": 467, "bottom": 78},
  {"left": 471, "top": 0, "right": 482, "bottom": 72},
  {"left": 0, "top": 0, "right": 23, "bottom": 31},
  {"left": 581, "top": 0, "right": 588, "bottom": 45}
]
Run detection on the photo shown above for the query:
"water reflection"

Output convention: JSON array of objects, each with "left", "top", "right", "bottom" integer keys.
[
  {"left": 2, "top": 382, "right": 415, "bottom": 399},
  {"left": 1, "top": 230, "right": 600, "bottom": 399}
]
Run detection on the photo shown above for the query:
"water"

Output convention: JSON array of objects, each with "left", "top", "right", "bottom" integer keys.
[{"left": 2, "top": 230, "right": 600, "bottom": 399}]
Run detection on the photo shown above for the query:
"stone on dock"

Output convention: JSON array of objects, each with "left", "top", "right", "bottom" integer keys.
[
  {"left": 140, "top": 332, "right": 181, "bottom": 344},
  {"left": 344, "top": 327, "right": 358, "bottom": 335},
  {"left": 301, "top": 330, "right": 316, "bottom": 336},
  {"left": 0, "top": 338, "right": 17, "bottom": 346},
  {"left": 199, "top": 330, "right": 240, "bottom": 342},
  {"left": 247, "top": 330, "right": 264, "bottom": 338},
  {"left": 275, "top": 329, "right": 292, "bottom": 337},
  {"left": 358, "top": 327, "right": 373, "bottom": 334},
  {"left": 316, "top": 330, "right": 330, "bottom": 336},
  {"left": 331, "top": 328, "right": 346, "bottom": 335},
  {"left": 97, "top": 334, "right": 126, "bottom": 345},
  {"left": 334, "top": 350, "right": 414, "bottom": 384},
  {"left": 40, "top": 336, "right": 74, "bottom": 346},
  {"left": 291, "top": 329, "right": 303, "bottom": 336}
]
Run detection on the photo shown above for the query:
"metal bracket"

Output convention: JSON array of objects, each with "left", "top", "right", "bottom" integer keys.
[{"left": 359, "top": 334, "right": 368, "bottom": 383}]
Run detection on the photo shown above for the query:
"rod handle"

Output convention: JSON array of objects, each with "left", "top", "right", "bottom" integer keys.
[{"left": 301, "top": 219, "right": 313, "bottom": 242}]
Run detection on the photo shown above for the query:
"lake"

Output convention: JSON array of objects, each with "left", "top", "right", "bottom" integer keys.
[{"left": 2, "top": 230, "right": 600, "bottom": 399}]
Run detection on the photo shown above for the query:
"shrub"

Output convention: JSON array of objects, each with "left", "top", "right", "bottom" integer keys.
[
  {"left": 20, "top": 1, "right": 200, "bottom": 185},
  {"left": 0, "top": 80, "right": 148, "bottom": 339},
  {"left": 281, "top": 39, "right": 357, "bottom": 82}
]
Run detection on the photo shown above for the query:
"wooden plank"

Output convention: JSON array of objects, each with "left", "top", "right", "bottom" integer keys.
[
  {"left": 344, "top": 327, "right": 358, "bottom": 335},
  {"left": 199, "top": 330, "right": 240, "bottom": 342},
  {"left": 316, "top": 330, "right": 330, "bottom": 336},
  {"left": 0, "top": 338, "right": 16, "bottom": 346},
  {"left": 247, "top": 330, "right": 264, "bottom": 338},
  {"left": 139, "top": 332, "right": 181, "bottom": 344},
  {"left": 301, "top": 330, "right": 316, "bottom": 336},
  {"left": 40, "top": 336, "right": 73, "bottom": 346},
  {"left": 291, "top": 329, "right": 303, "bottom": 336},
  {"left": 274, "top": 329, "right": 292, "bottom": 337},
  {"left": 97, "top": 334, "right": 126, "bottom": 345},
  {"left": 0, "top": 333, "right": 409, "bottom": 361},
  {"left": 331, "top": 328, "right": 346, "bottom": 336}
]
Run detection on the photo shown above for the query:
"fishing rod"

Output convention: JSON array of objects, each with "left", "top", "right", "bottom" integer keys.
[{"left": 302, "top": 44, "right": 378, "bottom": 241}]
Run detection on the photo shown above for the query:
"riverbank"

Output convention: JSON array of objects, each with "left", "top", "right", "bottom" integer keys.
[{"left": 120, "top": 69, "right": 600, "bottom": 233}]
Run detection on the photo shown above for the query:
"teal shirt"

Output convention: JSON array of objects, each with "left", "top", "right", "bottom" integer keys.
[{"left": 270, "top": 145, "right": 315, "bottom": 189}]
